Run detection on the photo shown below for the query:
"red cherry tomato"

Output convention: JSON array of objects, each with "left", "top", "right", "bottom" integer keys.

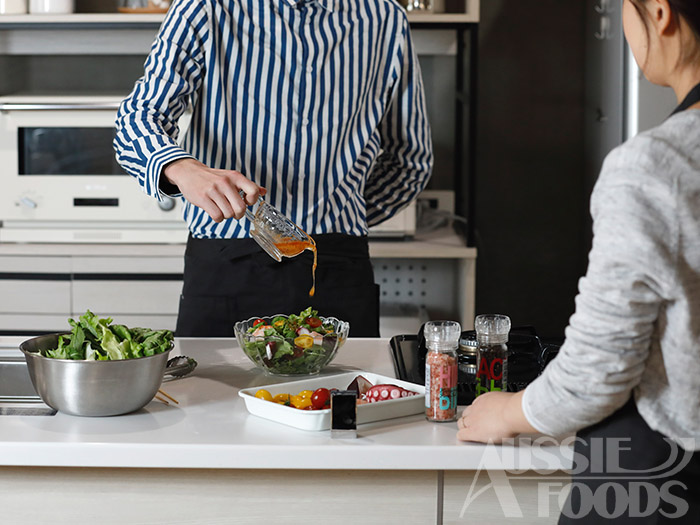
[
  {"left": 306, "top": 316, "right": 322, "bottom": 329},
  {"left": 253, "top": 318, "right": 265, "bottom": 327},
  {"left": 311, "top": 388, "right": 331, "bottom": 410}
]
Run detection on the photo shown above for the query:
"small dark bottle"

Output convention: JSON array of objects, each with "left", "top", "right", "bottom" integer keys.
[
  {"left": 474, "top": 314, "right": 511, "bottom": 397},
  {"left": 457, "top": 335, "right": 478, "bottom": 405}
]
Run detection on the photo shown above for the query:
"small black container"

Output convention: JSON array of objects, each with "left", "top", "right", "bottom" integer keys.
[{"left": 456, "top": 334, "right": 478, "bottom": 405}]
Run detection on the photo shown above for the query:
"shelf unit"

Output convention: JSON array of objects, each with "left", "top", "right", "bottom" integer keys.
[
  {"left": 0, "top": 6, "right": 479, "bottom": 240},
  {"left": 0, "top": 7, "right": 479, "bottom": 245}
]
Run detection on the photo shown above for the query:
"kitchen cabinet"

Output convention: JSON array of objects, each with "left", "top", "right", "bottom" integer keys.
[
  {"left": 0, "top": 336, "right": 569, "bottom": 524},
  {"left": 0, "top": 226, "right": 476, "bottom": 335},
  {"left": 0, "top": 244, "right": 183, "bottom": 333}
]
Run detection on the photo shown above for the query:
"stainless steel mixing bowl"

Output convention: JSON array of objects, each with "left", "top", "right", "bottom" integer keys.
[{"left": 20, "top": 333, "right": 172, "bottom": 417}]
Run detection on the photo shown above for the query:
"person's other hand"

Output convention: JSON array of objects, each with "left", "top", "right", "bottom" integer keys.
[
  {"left": 163, "top": 158, "right": 265, "bottom": 222},
  {"left": 457, "top": 390, "right": 536, "bottom": 443}
]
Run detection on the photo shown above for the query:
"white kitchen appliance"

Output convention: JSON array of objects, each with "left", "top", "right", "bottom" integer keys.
[
  {"left": 0, "top": 94, "right": 417, "bottom": 243},
  {"left": 0, "top": 95, "right": 188, "bottom": 243},
  {"left": 368, "top": 200, "right": 416, "bottom": 238}
]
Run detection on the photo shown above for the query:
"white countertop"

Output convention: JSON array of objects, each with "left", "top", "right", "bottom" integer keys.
[{"left": 0, "top": 337, "right": 571, "bottom": 471}]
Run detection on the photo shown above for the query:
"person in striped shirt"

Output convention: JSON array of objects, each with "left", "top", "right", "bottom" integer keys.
[{"left": 114, "top": 0, "right": 433, "bottom": 337}]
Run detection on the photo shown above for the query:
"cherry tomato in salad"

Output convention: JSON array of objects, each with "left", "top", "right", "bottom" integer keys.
[
  {"left": 306, "top": 316, "right": 322, "bottom": 328},
  {"left": 311, "top": 388, "right": 331, "bottom": 410},
  {"left": 293, "top": 335, "right": 314, "bottom": 350},
  {"left": 253, "top": 318, "right": 265, "bottom": 327},
  {"left": 254, "top": 389, "right": 273, "bottom": 401}
]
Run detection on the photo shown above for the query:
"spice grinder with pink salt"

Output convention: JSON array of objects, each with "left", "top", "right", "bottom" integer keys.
[{"left": 423, "top": 320, "right": 461, "bottom": 422}]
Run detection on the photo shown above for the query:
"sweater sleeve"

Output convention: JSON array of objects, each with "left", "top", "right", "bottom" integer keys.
[{"left": 522, "top": 142, "right": 678, "bottom": 436}]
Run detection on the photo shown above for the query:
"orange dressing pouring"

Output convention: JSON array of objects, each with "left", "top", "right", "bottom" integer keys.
[{"left": 274, "top": 237, "right": 318, "bottom": 297}]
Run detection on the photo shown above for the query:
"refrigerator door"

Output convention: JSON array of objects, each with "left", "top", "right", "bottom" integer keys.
[
  {"left": 584, "top": 0, "right": 626, "bottom": 193},
  {"left": 584, "top": 0, "right": 678, "bottom": 249},
  {"left": 625, "top": 49, "right": 678, "bottom": 140},
  {"left": 586, "top": 0, "right": 678, "bottom": 149}
]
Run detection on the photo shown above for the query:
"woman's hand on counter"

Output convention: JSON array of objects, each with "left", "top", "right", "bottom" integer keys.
[{"left": 457, "top": 390, "right": 538, "bottom": 443}]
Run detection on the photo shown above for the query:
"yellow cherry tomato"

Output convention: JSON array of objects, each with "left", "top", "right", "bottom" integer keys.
[
  {"left": 294, "top": 334, "right": 314, "bottom": 349},
  {"left": 290, "top": 395, "right": 303, "bottom": 407},
  {"left": 290, "top": 395, "right": 313, "bottom": 409},
  {"left": 297, "top": 397, "right": 313, "bottom": 409},
  {"left": 273, "top": 393, "right": 291, "bottom": 404},
  {"left": 254, "top": 389, "right": 273, "bottom": 402},
  {"left": 298, "top": 389, "right": 314, "bottom": 399}
]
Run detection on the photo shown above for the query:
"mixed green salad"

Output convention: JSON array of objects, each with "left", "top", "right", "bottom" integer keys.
[
  {"left": 41, "top": 310, "right": 174, "bottom": 361},
  {"left": 241, "top": 307, "right": 344, "bottom": 375}
]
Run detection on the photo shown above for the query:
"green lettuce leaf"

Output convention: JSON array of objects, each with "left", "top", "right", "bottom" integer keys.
[{"left": 42, "top": 310, "right": 173, "bottom": 361}]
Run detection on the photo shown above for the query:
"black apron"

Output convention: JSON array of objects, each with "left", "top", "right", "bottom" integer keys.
[{"left": 175, "top": 233, "right": 380, "bottom": 338}]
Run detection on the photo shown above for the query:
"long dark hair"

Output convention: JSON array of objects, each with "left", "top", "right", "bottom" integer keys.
[{"left": 629, "top": 0, "right": 700, "bottom": 42}]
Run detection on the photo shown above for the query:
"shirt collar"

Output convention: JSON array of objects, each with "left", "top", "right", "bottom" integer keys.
[{"left": 283, "top": 0, "right": 339, "bottom": 12}]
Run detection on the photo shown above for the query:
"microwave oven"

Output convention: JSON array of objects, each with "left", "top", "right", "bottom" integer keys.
[
  {"left": 0, "top": 95, "right": 416, "bottom": 243},
  {"left": 0, "top": 95, "right": 188, "bottom": 243}
]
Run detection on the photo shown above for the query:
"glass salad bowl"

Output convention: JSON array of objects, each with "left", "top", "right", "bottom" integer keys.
[{"left": 234, "top": 311, "right": 349, "bottom": 376}]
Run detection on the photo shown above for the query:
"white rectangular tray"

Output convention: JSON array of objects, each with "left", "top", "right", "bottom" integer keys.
[{"left": 238, "top": 371, "right": 425, "bottom": 431}]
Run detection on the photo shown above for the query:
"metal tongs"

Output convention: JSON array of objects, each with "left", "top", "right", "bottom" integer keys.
[{"left": 163, "top": 355, "right": 197, "bottom": 381}]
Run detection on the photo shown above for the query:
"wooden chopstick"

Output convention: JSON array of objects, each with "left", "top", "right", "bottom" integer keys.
[
  {"left": 158, "top": 389, "right": 179, "bottom": 405},
  {"left": 155, "top": 394, "right": 169, "bottom": 405}
]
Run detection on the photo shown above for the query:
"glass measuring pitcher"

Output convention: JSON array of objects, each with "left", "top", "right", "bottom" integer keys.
[
  {"left": 243, "top": 195, "right": 315, "bottom": 262},
  {"left": 243, "top": 193, "right": 318, "bottom": 296}
]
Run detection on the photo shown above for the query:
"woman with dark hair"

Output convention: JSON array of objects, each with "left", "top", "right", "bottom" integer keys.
[{"left": 458, "top": 0, "right": 700, "bottom": 522}]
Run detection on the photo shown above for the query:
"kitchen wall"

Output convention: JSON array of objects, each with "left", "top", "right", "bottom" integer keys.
[{"left": 469, "top": 1, "right": 588, "bottom": 342}]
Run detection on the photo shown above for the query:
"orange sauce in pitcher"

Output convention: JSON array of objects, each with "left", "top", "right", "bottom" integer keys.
[{"left": 274, "top": 237, "right": 318, "bottom": 297}]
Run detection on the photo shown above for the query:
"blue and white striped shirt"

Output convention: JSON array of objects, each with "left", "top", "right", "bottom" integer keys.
[{"left": 114, "top": 0, "right": 432, "bottom": 239}]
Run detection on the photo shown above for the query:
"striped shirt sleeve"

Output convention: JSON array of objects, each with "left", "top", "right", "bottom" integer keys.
[
  {"left": 113, "top": 1, "right": 207, "bottom": 202},
  {"left": 364, "top": 18, "right": 433, "bottom": 227}
]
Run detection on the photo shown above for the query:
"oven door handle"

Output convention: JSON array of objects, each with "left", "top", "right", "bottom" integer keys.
[{"left": 0, "top": 102, "right": 121, "bottom": 111}]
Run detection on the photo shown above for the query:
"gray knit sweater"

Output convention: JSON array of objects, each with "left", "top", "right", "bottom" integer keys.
[{"left": 523, "top": 109, "right": 700, "bottom": 450}]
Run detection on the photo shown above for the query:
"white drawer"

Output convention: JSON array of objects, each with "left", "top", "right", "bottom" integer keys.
[
  {"left": 0, "top": 314, "right": 70, "bottom": 333},
  {"left": 0, "top": 256, "right": 71, "bottom": 273},
  {"left": 72, "top": 256, "right": 184, "bottom": 274},
  {"left": 72, "top": 280, "right": 182, "bottom": 315},
  {"left": 105, "top": 314, "right": 177, "bottom": 332},
  {"left": 0, "top": 280, "right": 71, "bottom": 314}
]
